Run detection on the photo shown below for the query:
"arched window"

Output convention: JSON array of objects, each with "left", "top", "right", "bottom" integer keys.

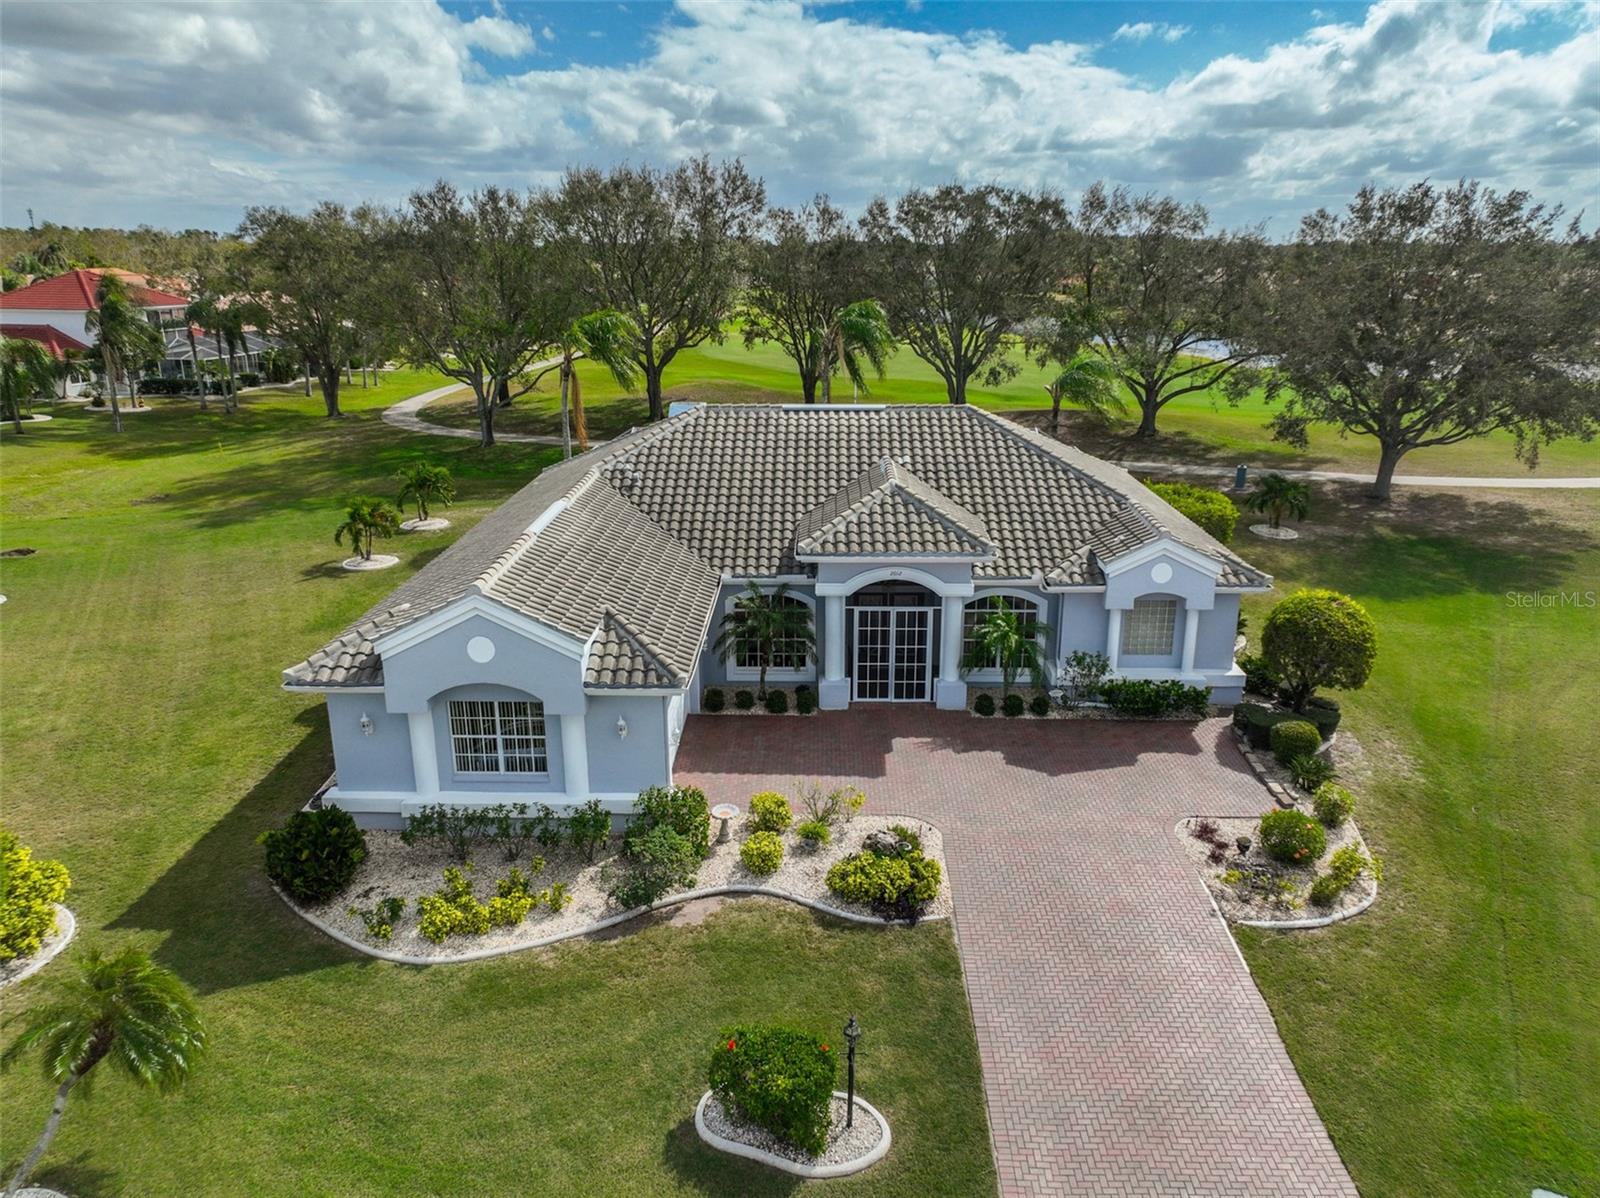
[
  {"left": 1121, "top": 596, "right": 1178, "bottom": 656},
  {"left": 962, "top": 594, "right": 1044, "bottom": 670},
  {"left": 448, "top": 698, "right": 547, "bottom": 775}
]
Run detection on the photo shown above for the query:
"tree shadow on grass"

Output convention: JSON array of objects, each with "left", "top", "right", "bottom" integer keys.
[
  {"left": 107, "top": 715, "right": 370, "bottom": 996},
  {"left": 659, "top": 1113, "right": 806, "bottom": 1198},
  {"left": 25, "top": 1152, "right": 117, "bottom": 1198}
]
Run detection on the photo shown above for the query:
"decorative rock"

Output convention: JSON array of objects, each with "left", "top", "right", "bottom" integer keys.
[
  {"left": 400, "top": 517, "right": 450, "bottom": 532},
  {"left": 695, "top": 1090, "right": 890, "bottom": 1178},
  {"left": 341, "top": 554, "right": 400, "bottom": 572},
  {"left": 863, "top": 829, "right": 912, "bottom": 857}
]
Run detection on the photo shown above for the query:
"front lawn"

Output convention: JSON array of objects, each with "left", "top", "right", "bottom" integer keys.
[
  {"left": 0, "top": 394, "right": 994, "bottom": 1197},
  {"left": 1231, "top": 485, "right": 1600, "bottom": 1198}
]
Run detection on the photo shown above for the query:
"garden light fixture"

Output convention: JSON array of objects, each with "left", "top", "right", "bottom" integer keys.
[
  {"left": 616, "top": 716, "right": 628, "bottom": 740},
  {"left": 359, "top": 712, "right": 374, "bottom": 736},
  {"left": 843, "top": 1014, "right": 862, "bottom": 1127}
]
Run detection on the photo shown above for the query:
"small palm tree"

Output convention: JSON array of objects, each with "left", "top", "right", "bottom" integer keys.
[
  {"left": 960, "top": 599, "right": 1054, "bottom": 699},
  {"left": 84, "top": 274, "right": 162, "bottom": 432},
  {"left": 1043, "top": 349, "right": 1123, "bottom": 430},
  {"left": 2, "top": 336, "right": 53, "bottom": 435},
  {"left": 2, "top": 948, "right": 206, "bottom": 1197},
  {"left": 395, "top": 462, "right": 456, "bottom": 522},
  {"left": 713, "top": 582, "right": 817, "bottom": 700},
  {"left": 334, "top": 497, "right": 402, "bottom": 561},
  {"left": 548, "top": 310, "right": 640, "bottom": 457},
  {"left": 817, "top": 299, "right": 895, "bottom": 405},
  {"left": 1245, "top": 473, "right": 1310, "bottom": 530}
]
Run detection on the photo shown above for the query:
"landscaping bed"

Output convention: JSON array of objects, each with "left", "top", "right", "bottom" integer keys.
[
  {"left": 295, "top": 813, "right": 949, "bottom": 961},
  {"left": 1180, "top": 814, "right": 1377, "bottom": 925},
  {"left": 965, "top": 685, "right": 1216, "bottom": 721},
  {"left": 698, "top": 1090, "right": 888, "bottom": 1177}
]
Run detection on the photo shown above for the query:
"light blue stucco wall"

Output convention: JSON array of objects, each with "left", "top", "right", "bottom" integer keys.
[
  {"left": 1103, "top": 552, "right": 1216, "bottom": 611},
  {"left": 327, "top": 693, "right": 415, "bottom": 793},
  {"left": 1055, "top": 592, "right": 1108, "bottom": 659},
  {"left": 429, "top": 683, "right": 567, "bottom": 794},
  {"left": 586, "top": 694, "right": 670, "bottom": 795},
  {"left": 380, "top": 612, "right": 587, "bottom": 714},
  {"left": 1195, "top": 596, "right": 1241, "bottom": 671}
]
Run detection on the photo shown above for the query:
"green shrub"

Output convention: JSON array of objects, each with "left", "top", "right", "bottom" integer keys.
[
  {"left": 1261, "top": 589, "right": 1378, "bottom": 711},
  {"left": 530, "top": 803, "right": 565, "bottom": 853},
  {"left": 763, "top": 689, "right": 789, "bottom": 714},
  {"left": 1303, "top": 695, "right": 1343, "bottom": 737},
  {"left": 1258, "top": 809, "right": 1327, "bottom": 865},
  {"left": 827, "top": 849, "right": 942, "bottom": 918},
  {"left": 889, "top": 824, "right": 924, "bottom": 854},
  {"left": 347, "top": 895, "right": 405, "bottom": 942},
  {"left": 734, "top": 689, "right": 756, "bottom": 711},
  {"left": 1237, "top": 652, "right": 1280, "bottom": 697},
  {"left": 703, "top": 687, "right": 726, "bottom": 713},
  {"left": 974, "top": 693, "right": 996, "bottom": 716},
  {"left": 1312, "top": 782, "right": 1356, "bottom": 827},
  {"left": 1288, "top": 754, "right": 1337, "bottom": 792},
  {"left": 1232, "top": 701, "right": 1295, "bottom": 749},
  {"left": 1029, "top": 693, "right": 1051, "bottom": 717},
  {"left": 567, "top": 799, "right": 612, "bottom": 861},
  {"left": 489, "top": 802, "right": 535, "bottom": 861},
  {"left": 608, "top": 824, "right": 699, "bottom": 909},
  {"left": 740, "top": 831, "right": 784, "bottom": 875},
  {"left": 400, "top": 803, "right": 494, "bottom": 861},
  {"left": 628, "top": 785, "right": 711, "bottom": 859},
  {"left": 1061, "top": 650, "right": 1111, "bottom": 705},
  {"left": 1099, "top": 678, "right": 1210, "bottom": 718},
  {"left": 1309, "top": 845, "right": 1381, "bottom": 906},
  {"left": 1270, "top": 719, "right": 1323, "bottom": 765},
  {"left": 1146, "top": 480, "right": 1238, "bottom": 544},
  {"left": 260, "top": 806, "right": 367, "bottom": 904},
  {"left": 416, "top": 865, "right": 493, "bottom": 943},
  {"left": 795, "top": 819, "right": 832, "bottom": 847},
  {"left": 1002, "top": 693, "right": 1025, "bottom": 717},
  {"left": 794, "top": 685, "right": 817, "bottom": 715},
  {"left": 0, "top": 828, "right": 71, "bottom": 962},
  {"left": 542, "top": 881, "right": 572, "bottom": 912},
  {"left": 748, "top": 791, "right": 793, "bottom": 833},
  {"left": 708, "top": 1025, "right": 837, "bottom": 1155}
]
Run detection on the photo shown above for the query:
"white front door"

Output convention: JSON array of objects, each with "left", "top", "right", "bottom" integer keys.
[{"left": 852, "top": 607, "right": 934, "bottom": 702}]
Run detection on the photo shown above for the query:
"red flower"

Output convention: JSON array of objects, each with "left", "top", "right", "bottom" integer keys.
[
  {"left": 820, "top": 1044, "right": 830, "bottom": 1052},
  {"left": 727, "top": 1039, "right": 737, "bottom": 1051}
]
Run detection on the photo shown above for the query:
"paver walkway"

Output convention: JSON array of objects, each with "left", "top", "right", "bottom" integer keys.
[{"left": 675, "top": 709, "right": 1359, "bottom": 1197}]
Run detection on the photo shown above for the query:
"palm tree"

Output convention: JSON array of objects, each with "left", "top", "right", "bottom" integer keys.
[
  {"left": 1042, "top": 349, "right": 1124, "bottom": 430},
  {"left": 334, "top": 497, "right": 402, "bottom": 561},
  {"left": 1245, "top": 473, "right": 1310, "bottom": 530},
  {"left": 394, "top": 462, "right": 456, "bottom": 523},
  {"left": 818, "top": 299, "right": 894, "bottom": 405},
  {"left": 713, "top": 582, "right": 817, "bottom": 700},
  {"left": 1, "top": 948, "right": 206, "bottom": 1197},
  {"left": 186, "top": 297, "right": 243, "bottom": 413},
  {"left": 2, "top": 337, "right": 53, "bottom": 434},
  {"left": 83, "top": 275, "right": 161, "bottom": 432},
  {"left": 960, "top": 599, "right": 1054, "bottom": 699},
  {"left": 524, "top": 311, "right": 641, "bottom": 458}
]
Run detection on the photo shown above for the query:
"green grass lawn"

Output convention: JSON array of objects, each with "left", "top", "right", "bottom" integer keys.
[
  {"left": 1225, "top": 485, "right": 1600, "bottom": 1198},
  {"left": 419, "top": 338, "right": 1599, "bottom": 479},
  {"left": 0, "top": 387, "right": 995, "bottom": 1198}
]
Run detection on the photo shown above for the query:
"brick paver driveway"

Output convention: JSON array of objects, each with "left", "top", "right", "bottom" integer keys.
[{"left": 675, "top": 708, "right": 1357, "bottom": 1197}]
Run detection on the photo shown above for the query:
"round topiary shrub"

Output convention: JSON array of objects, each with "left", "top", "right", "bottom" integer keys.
[
  {"left": 709, "top": 1025, "right": 837, "bottom": 1155},
  {"left": 1303, "top": 695, "right": 1342, "bottom": 737},
  {"left": 740, "top": 830, "right": 784, "bottom": 875},
  {"left": 1270, "top": 719, "right": 1323, "bottom": 766},
  {"left": 794, "top": 685, "right": 817, "bottom": 715},
  {"left": 1029, "top": 693, "right": 1051, "bottom": 717},
  {"left": 1261, "top": 589, "right": 1378, "bottom": 711},
  {"left": 764, "top": 689, "right": 789, "bottom": 714},
  {"left": 259, "top": 806, "right": 367, "bottom": 903},
  {"left": 1258, "top": 808, "right": 1327, "bottom": 865},
  {"left": 1002, "top": 693, "right": 1025, "bottom": 717},
  {"left": 734, "top": 689, "right": 756, "bottom": 711},
  {"left": 748, "top": 791, "right": 792, "bottom": 833},
  {"left": 1312, "top": 782, "right": 1356, "bottom": 827},
  {"left": 1146, "top": 480, "right": 1239, "bottom": 544},
  {"left": 974, "top": 693, "right": 996, "bottom": 716},
  {"left": 702, "top": 687, "right": 726, "bottom": 713}
]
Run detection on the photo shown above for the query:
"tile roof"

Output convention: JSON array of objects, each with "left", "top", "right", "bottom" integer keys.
[
  {"left": 0, "top": 269, "right": 188, "bottom": 311},
  {"left": 1, "top": 323, "right": 90, "bottom": 357},
  {"left": 793, "top": 457, "right": 996, "bottom": 559},
  {"left": 285, "top": 403, "right": 1269, "bottom": 691}
]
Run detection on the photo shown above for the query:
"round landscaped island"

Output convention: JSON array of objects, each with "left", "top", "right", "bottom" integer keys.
[
  {"left": 341, "top": 554, "right": 400, "bottom": 571},
  {"left": 400, "top": 517, "right": 450, "bottom": 532},
  {"left": 695, "top": 1089, "right": 890, "bottom": 1178}
]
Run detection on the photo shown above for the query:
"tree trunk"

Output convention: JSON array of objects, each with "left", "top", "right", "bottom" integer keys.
[
  {"left": 948, "top": 371, "right": 967, "bottom": 405},
  {"left": 477, "top": 386, "right": 496, "bottom": 448},
  {"left": 1135, "top": 387, "right": 1160, "bottom": 437},
  {"left": 645, "top": 367, "right": 665, "bottom": 422},
  {"left": 6, "top": 1073, "right": 78, "bottom": 1197},
  {"left": 304, "top": 367, "right": 311, "bottom": 397},
  {"left": 214, "top": 331, "right": 235, "bottom": 414},
  {"left": 317, "top": 365, "right": 342, "bottom": 418},
  {"left": 186, "top": 327, "right": 206, "bottom": 410},
  {"left": 571, "top": 367, "right": 588, "bottom": 452},
  {"left": 1370, "top": 441, "right": 1406, "bottom": 501},
  {"left": 496, "top": 378, "right": 512, "bottom": 408},
  {"left": 558, "top": 363, "right": 573, "bottom": 460},
  {"left": 817, "top": 371, "right": 828, "bottom": 406},
  {"left": 101, "top": 345, "right": 123, "bottom": 433},
  {"left": 1051, "top": 390, "right": 1063, "bottom": 430}
]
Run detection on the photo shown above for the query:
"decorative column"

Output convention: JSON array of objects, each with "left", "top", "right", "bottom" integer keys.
[
  {"left": 936, "top": 594, "right": 967, "bottom": 710},
  {"left": 819, "top": 594, "right": 849, "bottom": 710},
  {"left": 407, "top": 711, "right": 439, "bottom": 799},
  {"left": 1105, "top": 607, "right": 1123, "bottom": 671},
  {"left": 1181, "top": 606, "right": 1201, "bottom": 676},
  {"left": 560, "top": 713, "right": 590, "bottom": 800}
]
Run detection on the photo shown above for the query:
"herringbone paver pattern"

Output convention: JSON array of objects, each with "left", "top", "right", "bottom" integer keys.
[{"left": 674, "top": 709, "right": 1359, "bottom": 1197}]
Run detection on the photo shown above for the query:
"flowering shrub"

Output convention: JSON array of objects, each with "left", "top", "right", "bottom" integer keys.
[
  {"left": 708, "top": 1025, "right": 838, "bottom": 1155},
  {"left": 1258, "top": 809, "right": 1327, "bottom": 865},
  {"left": 259, "top": 806, "right": 366, "bottom": 903},
  {"left": 740, "top": 831, "right": 784, "bottom": 875},
  {"left": 748, "top": 791, "right": 793, "bottom": 833},
  {"left": 0, "top": 828, "right": 71, "bottom": 962}
]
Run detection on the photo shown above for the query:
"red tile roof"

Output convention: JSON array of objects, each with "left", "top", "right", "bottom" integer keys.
[
  {"left": 1, "top": 323, "right": 91, "bottom": 357},
  {"left": 0, "top": 268, "right": 189, "bottom": 312}
]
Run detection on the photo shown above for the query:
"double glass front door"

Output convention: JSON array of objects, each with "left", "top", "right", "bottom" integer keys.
[{"left": 852, "top": 607, "right": 934, "bottom": 701}]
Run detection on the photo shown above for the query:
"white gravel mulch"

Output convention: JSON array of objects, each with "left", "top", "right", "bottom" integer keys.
[
  {"left": 0, "top": 904, "right": 76, "bottom": 990},
  {"left": 303, "top": 814, "right": 949, "bottom": 961},
  {"left": 1178, "top": 813, "right": 1377, "bottom": 923},
  {"left": 702, "top": 1092, "right": 883, "bottom": 1168}
]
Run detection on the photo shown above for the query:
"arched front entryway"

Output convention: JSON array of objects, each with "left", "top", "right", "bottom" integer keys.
[{"left": 846, "top": 581, "right": 939, "bottom": 701}]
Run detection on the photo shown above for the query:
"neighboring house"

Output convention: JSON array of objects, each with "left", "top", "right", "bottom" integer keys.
[
  {"left": 285, "top": 404, "right": 1271, "bottom": 827},
  {"left": 0, "top": 323, "right": 93, "bottom": 396}
]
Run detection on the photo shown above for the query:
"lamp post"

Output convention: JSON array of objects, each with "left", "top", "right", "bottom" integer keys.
[{"left": 843, "top": 1015, "right": 861, "bottom": 1127}]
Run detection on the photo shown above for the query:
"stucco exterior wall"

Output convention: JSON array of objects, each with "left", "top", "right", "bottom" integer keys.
[
  {"left": 326, "top": 693, "right": 415, "bottom": 794},
  {"left": 380, "top": 612, "right": 587, "bottom": 714},
  {"left": 1195, "top": 596, "right": 1242, "bottom": 671},
  {"left": 428, "top": 683, "right": 567, "bottom": 795},
  {"left": 585, "top": 694, "right": 670, "bottom": 795}
]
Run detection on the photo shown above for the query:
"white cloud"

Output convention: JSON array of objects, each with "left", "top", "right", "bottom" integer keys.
[
  {"left": 1113, "top": 21, "right": 1189, "bottom": 43},
  {"left": 1, "top": 0, "right": 1595, "bottom": 233}
]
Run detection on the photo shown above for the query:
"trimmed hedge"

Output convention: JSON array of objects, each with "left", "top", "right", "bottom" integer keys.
[
  {"left": 1258, "top": 808, "right": 1326, "bottom": 865},
  {"left": 1232, "top": 702, "right": 1296, "bottom": 750},
  {"left": 1303, "top": 696, "right": 1342, "bottom": 737},
  {"left": 1099, "top": 678, "right": 1210, "bottom": 718},
  {"left": 1146, "top": 481, "right": 1238, "bottom": 544},
  {"left": 734, "top": 689, "right": 756, "bottom": 711},
  {"left": 740, "top": 831, "right": 784, "bottom": 875},
  {"left": 794, "top": 684, "right": 816, "bottom": 715},
  {"left": 259, "top": 806, "right": 367, "bottom": 903},
  {"left": 1029, "top": 692, "right": 1052, "bottom": 717},
  {"left": 709, "top": 1025, "right": 837, "bottom": 1154},
  {"left": 1002, "top": 693, "right": 1025, "bottom": 717},
  {"left": 974, "top": 693, "right": 996, "bottom": 716},
  {"left": 0, "top": 827, "right": 71, "bottom": 962},
  {"left": 702, "top": 687, "right": 726, "bottom": 713},
  {"left": 764, "top": 689, "right": 789, "bottom": 714},
  {"left": 1270, "top": 719, "right": 1323, "bottom": 766}
]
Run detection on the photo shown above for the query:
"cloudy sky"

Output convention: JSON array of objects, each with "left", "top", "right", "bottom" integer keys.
[{"left": 2, "top": 0, "right": 1596, "bottom": 235}]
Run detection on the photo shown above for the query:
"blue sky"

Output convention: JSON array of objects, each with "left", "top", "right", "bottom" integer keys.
[{"left": 3, "top": 1, "right": 1596, "bottom": 232}]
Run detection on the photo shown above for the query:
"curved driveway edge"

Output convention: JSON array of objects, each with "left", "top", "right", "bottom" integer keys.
[{"left": 675, "top": 709, "right": 1360, "bottom": 1198}]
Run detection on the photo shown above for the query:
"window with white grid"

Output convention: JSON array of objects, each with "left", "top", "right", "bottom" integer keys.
[
  {"left": 730, "top": 595, "right": 812, "bottom": 671},
  {"left": 448, "top": 699, "right": 546, "bottom": 775},
  {"left": 1120, "top": 597, "right": 1178, "bottom": 656},
  {"left": 962, "top": 595, "right": 1042, "bottom": 669}
]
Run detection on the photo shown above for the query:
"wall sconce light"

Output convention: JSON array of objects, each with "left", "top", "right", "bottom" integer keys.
[
  {"left": 359, "top": 712, "right": 375, "bottom": 737},
  {"left": 616, "top": 716, "right": 628, "bottom": 740}
]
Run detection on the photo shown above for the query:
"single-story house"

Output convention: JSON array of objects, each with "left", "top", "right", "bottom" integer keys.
[{"left": 284, "top": 403, "right": 1272, "bottom": 827}]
